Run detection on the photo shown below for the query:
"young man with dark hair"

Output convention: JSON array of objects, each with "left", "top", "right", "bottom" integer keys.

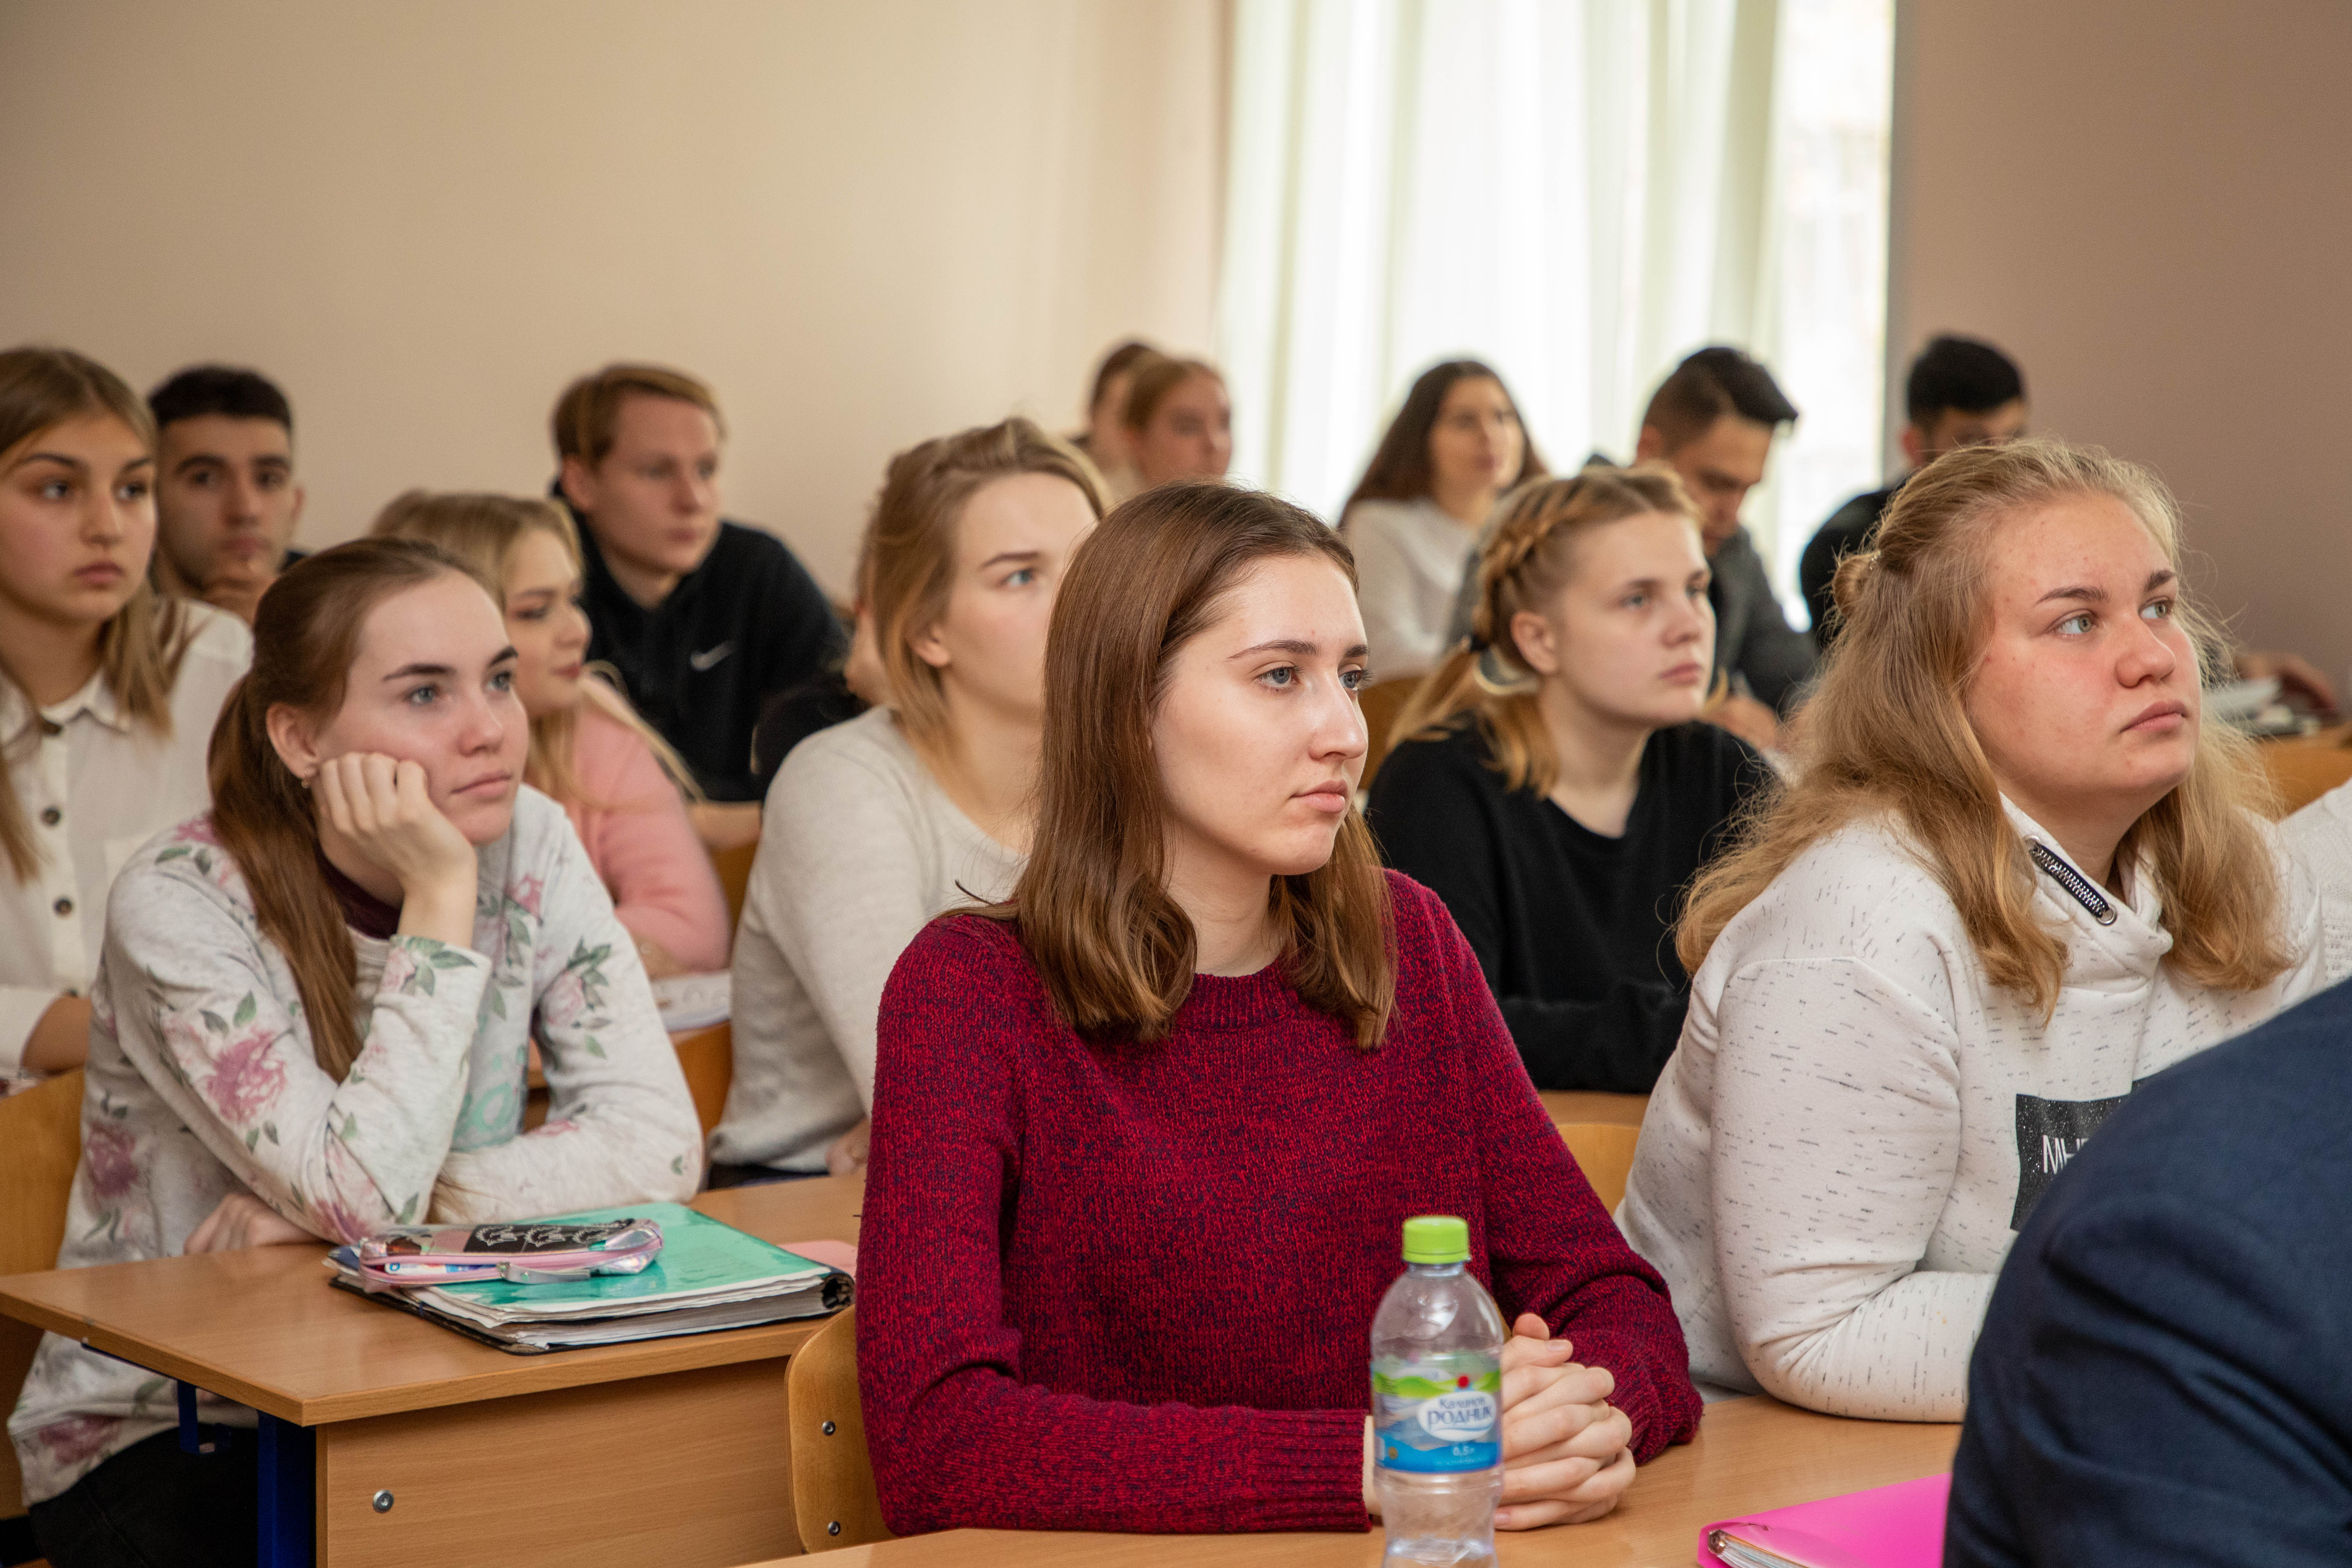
[
  {"left": 553, "top": 363, "right": 845, "bottom": 830},
  {"left": 1800, "top": 335, "right": 2028, "bottom": 649},
  {"left": 1631, "top": 345, "right": 1812, "bottom": 750},
  {"left": 148, "top": 365, "right": 306, "bottom": 624},
  {"left": 1798, "top": 338, "right": 2334, "bottom": 707}
]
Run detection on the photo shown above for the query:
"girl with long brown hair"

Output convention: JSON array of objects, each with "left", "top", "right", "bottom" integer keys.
[
  {"left": 1342, "top": 359, "right": 1549, "bottom": 678},
  {"left": 854, "top": 481, "right": 1699, "bottom": 1539},
  {"left": 14, "top": 539, "right": 699, "bottom": 1566},
  {"left": 711, "top": 417, "right": 1101, "bottom": 1183},
  {"left": 370, "top": 490, "right": 728, "bottom": 976},
  {"left": 1367, "top": 467, "right": 1767, "bottom": 1094},
  {"left": 1619, "top": 437, "right": 2352, "bottom": 1423},
  {"left": 0, "top": 346, "right": 249, "bottom": 1093}
]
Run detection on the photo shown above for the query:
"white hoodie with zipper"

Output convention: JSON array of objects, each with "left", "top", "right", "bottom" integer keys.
[{"left": 1618, "top": 789, "right": 2352, "bottom": 1421}]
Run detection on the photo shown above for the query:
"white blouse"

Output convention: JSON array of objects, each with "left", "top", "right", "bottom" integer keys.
[{"left": 0, "top": 604, "right": 250, "bottom": 1084}]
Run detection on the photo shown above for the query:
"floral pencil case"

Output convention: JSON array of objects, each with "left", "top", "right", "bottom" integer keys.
[{"left": 354, "top": 1217, "right": 663, "bottom": 1291}]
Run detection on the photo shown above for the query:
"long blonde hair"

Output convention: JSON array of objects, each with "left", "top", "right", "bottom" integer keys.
[
  {"left": 1678, "top": 437, "right": 2288, "bottom": 1016},
  {"left": 368, "top": 490, "right": 698, "bottom": 810},
  {"left": 0, "top": 347, "right": 194, "bottom": 880},
  {"left": 1389, "top": 465, "right": 1708, "bottom": 797},
  {"left": 859, "top": 418, "right": 1105, "bottom": 756}
]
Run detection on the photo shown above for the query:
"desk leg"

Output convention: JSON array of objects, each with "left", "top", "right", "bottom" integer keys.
[{"left": 258, "top": 1413, "right": 315, "bottom": 1568}]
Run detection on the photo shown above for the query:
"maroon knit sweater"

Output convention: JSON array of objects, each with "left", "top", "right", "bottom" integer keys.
[{"left": 855, "top": 871, "right": 1701, "bottom": 1536}]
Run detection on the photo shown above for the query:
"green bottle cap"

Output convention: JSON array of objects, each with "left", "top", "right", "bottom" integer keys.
[{"left": 1401, "top": 1214, "right": 1469, "bottom": 1264}]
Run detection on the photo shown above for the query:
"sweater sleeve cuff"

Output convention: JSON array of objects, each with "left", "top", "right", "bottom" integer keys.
[
  {"left": 1568, "top": 1331, "right": 1703, "bottom": 1463},
  {"left": 0, "top": 982, "right": 58, "bottom": 1076},
  {"left": 1231, "top": 1409, "right": 1374, "bottom": 1532}
]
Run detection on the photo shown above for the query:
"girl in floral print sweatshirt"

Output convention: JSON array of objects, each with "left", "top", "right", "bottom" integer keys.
[{"left": 11, "top": 540, "right": 700, "bottom": 1563}]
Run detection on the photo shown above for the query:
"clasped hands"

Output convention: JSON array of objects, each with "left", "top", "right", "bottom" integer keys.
[{"left": 1363, "top": 1311, "right": 1636, "bottom": 1530}]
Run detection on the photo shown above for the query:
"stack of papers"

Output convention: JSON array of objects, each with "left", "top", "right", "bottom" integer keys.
[
  {"left": 652, "top": 971, "right": 732, "bottom": 1031},
  {"left": 329, "top": 1202, "right": 850, "bottom": 1354}
]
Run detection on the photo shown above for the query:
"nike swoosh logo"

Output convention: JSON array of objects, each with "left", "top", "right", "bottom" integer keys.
[{"left": 689, "top": 642, "right": 735, "bottom": 671}]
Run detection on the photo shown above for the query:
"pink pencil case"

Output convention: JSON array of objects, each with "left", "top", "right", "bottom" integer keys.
[
  {"left": 355, "top": 1217, "right": 663, "bottom": 1292},
  {"left": 1697, "top": 1471, "right": 1950, "bottom": 1568}
]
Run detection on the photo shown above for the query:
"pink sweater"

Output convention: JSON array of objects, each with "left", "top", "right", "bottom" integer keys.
[{"left": 565, "top": 705, "right": 731, "bottom": 973}]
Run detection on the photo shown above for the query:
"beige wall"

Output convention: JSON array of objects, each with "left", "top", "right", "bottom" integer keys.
[
  {"left": 0, "top": 0, "right": 1225, "bottom": 597},
  {"left": 1889, "top": 0, "right": 2352, "bottom": 683}
]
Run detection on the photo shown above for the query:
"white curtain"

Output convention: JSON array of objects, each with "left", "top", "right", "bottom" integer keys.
[{"left": 1217, "top": 0, "right": 1892, "bottom": 611}]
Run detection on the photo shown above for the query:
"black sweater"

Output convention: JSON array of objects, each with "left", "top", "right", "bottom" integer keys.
[
  {"left": 1366, "top": 717, "right": 1768, "bottom": 1092},
  {"left": 575, "top": 519, "right": 847, "bottom": 802}
]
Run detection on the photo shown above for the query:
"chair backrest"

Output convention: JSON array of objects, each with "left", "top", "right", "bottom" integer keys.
[
  {"left": 2258, "top": 731, "right": 2352, "bottom": 818},
  {"left": 1358, "top": 674, "right": 1427, "bottom": 787},
  {"left": 0, "top": 1068, "right": 86, "bottom": 1526},
  {"left": 670, "top": 1022, "right": 733, "bottom": 1137},
  {"left": 710, "top": 838, "right": 759, "bottom": 933},
  {"left": 1558, "top": 1121, "right": 1643, "bottom": 1213},
  {"left": 786, "top": 1306, "right": 894, "bottom": 1553}
]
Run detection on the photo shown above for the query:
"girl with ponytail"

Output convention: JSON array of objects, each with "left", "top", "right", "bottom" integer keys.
[
  {"left": 14, "top": 538, "right": 700, "bottom": 1565},
  {"left": 1365, "top": 465, "right": 1768, "bottom": 1093},
  {"left": 0, "top": 347, "right": 250, "bottom": 1092}
]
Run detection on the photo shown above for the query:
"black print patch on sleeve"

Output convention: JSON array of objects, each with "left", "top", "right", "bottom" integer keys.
[{"left": 2011, "top": 1091, "right": 2131, "bottom": 1229}]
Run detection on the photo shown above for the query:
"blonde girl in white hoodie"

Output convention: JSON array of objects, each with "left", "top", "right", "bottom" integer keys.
[{"left": 1618, "top": 437, "right": 2352, "bottom": 1421}]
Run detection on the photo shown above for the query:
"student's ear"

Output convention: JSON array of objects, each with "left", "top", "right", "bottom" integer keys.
[
  {"left": 558, "top": 455, "right": 598, "bottom": 516},
  {"left": 1507, "top": 610, "right": 1563, "bottom": 678},
  {"left": 289, "top": 482, "right": 308, "bottom": 534},
  {"left": 909, "top": 618, "right": 952, "bottom": 672},
  {"left": 264, "top": 703, "right": 324, "bottom": 784},
  {"left": 1632, "top": 425, "right": 1668, "bottom": 464},
  {"left": 1898, "top": 423, "right": 1928, "bottom": 470}
]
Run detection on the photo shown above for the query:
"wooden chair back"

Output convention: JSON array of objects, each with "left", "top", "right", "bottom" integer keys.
[
  {"left": 1558, "top": 1121, "right": 1643, "bottom": 1213},
  {"left": 1359, "top": 675, "right": 1426, "bottom": 787},
  {"left": 0, "top": 1068, "right": 86, "bottom": 1528},
  {"left": 2257, "top": 728, "right": 2352, "bottom": 818},
  {"left": 786, "top": 1307, "right": 894, "bottom": 1552},
  {"left": 711, "top": 839, "right": 759, "bottom": 933},
  {"left": 670, "top": 1022, "right": 734, "bottom": 1137}
]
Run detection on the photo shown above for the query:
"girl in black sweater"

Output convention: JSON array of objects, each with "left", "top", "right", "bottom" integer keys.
[{"left": 1366, "top": 467, "right": 1770, "bottom": 1092}]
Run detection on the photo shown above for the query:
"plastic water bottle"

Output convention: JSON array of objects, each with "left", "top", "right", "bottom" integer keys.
[{"left": 1371, "top": 1214, "right": 1506, "bottom": 1566}]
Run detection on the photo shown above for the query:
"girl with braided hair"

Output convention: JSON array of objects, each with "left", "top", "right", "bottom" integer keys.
[{"left": 1365, "top": 466, "right": 1769, "bottom": 1093}]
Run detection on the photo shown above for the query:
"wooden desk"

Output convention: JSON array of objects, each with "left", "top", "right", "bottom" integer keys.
[
  {"left": 2259, "top": 722, "right": 2352, "bottom": 817},
  {"left": 0, "top": 1175, "right": 863, "bottom": 1568},
  {"left": 760, "top": 1396, "right": 1957, "bottom": 1567},
  {"left": 1536, "top": 1090, "right": 1647, "bottom": 1128}
]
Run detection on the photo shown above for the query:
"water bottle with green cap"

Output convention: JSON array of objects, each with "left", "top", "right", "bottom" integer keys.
[{"left": 1370, "top": 1214, "right": 1505, "bottom": 1565}]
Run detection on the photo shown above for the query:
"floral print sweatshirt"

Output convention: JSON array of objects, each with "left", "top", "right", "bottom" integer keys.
[{"left": 8, "top": 787, "right": 703, "bottom": 1504}]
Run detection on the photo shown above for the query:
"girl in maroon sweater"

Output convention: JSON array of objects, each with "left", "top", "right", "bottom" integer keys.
[{"left": 856, "top": 482, "right": 1701, "bottom": 1537}]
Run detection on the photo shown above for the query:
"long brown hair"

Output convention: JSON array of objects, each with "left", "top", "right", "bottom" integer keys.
[
  {"left": 1342, "top": 360, "right": 1549, "bottom": 520},
  {"left": 0, "top": 346, "right": 193, "bottom": 880},
  {"left": 1389, "top": 466, "right": 1707, "bottom": 797},
  {"left": 860, "top": 418, "right": 1105, "bottom": 754},
  {"left": 209, "top": 538, "right": 499, "bottom": 1078},
  {"left": 368, "top": 489, "right": 698, "bottom": 810},
  {"left": 1678, "top": 438, "right": 2289, "bottom": 1016},
  {"left": 997, "top": 482, "right": 1395, "bottom": 1046}
]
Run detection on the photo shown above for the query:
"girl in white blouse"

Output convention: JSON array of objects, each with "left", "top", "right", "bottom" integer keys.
[
  {"left": 1340, "top": 360, "right": 1547, "bottom": 680},
  {"left": 714, "top": 418, "right": 1101, "bottom": 1180},
  {"left": 0, "top": 346, "right": 250, "bottom": 1091}
]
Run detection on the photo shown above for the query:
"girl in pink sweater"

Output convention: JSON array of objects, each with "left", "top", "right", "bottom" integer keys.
[{"left": 373, "top": 492, "right": 728, "bottom": 975}]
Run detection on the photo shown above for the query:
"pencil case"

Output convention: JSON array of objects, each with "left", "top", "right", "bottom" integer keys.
[{"left": 354, "top": 1217, "right": 664, "bottom": 1291}]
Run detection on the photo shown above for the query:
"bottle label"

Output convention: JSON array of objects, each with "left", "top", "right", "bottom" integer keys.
[{"left": 1372, "top": 1352, "right": 1501, "bottom": 1473}]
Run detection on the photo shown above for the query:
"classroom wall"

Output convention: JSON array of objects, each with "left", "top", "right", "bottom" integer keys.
[
  {"left": 1888, "top": 0, "right": 2352, "bottom": 684},
  {"left": 0, "top": 0, "right": 1225, "bottom": 597}
]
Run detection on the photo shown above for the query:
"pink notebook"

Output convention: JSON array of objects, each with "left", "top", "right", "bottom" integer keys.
[{"left": 1695, "top": 1472, "right": 1949, "bottom": 1568}]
